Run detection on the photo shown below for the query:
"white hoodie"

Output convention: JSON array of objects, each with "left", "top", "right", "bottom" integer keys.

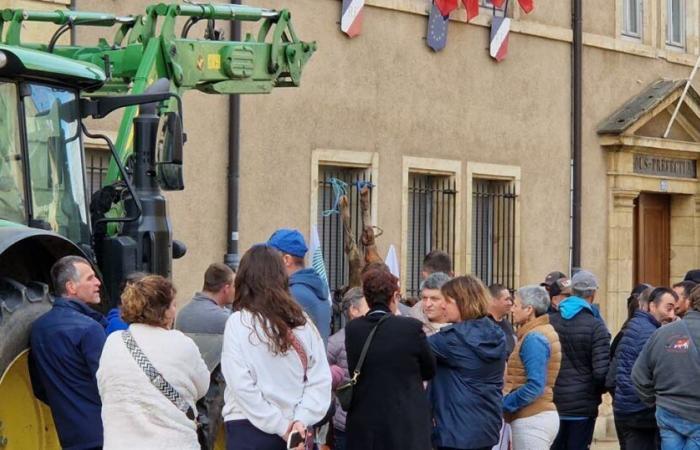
[{"left": 221, "top": 309, "right": 332, "bottom": 437}]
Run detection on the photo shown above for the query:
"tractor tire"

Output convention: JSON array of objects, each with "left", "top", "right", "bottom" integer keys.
[{"left": 0, "top": 277, "right": 60, "bottom": 450}]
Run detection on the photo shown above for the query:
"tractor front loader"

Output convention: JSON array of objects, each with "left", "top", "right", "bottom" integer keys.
[{"left": 0, "top": 4, "right": 315, "bottom": 448}]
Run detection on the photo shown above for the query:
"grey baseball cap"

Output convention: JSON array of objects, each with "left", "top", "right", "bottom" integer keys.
[{"left": 571, "top": 270, "right": 599, "bottom": 291}]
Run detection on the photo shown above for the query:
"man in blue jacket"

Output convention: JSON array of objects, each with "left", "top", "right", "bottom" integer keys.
[
  {"left": 613, "top": 286, "right": 677, "bottom": 450},
  {"left": 29, "top": 255, "right": 107, "bottom": 450},
  {"left": 268, "top": 228, "right": 331, "bottom": 344}
]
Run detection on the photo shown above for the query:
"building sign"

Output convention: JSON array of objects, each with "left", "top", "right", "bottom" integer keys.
[{"left": 633, "top": 155, "right": 697, "bottom": 179}]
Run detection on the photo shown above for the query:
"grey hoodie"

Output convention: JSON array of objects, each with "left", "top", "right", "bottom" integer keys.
[{"left": 632, "top": 310, "right": 700, "bottom": 423}]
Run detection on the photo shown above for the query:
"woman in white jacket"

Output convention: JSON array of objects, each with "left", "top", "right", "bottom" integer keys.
[
  {"left": 222, "top": 244, "right": 332, "bottom": 450},
  {"left": 97, "top": 275, "right": 210, "bottom": 450}
]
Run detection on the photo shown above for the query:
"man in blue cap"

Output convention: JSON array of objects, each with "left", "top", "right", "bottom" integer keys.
[{"left": 268, "top": 228, "right": 331, "bottom": 345}]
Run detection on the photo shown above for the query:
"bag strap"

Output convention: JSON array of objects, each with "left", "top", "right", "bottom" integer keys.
[
  {"left": 349, "top": 313, "right": 390, "bottom": 384},
  {"left": 121, "top": 329, "right": 196, "bottom": 421},
  {"left": 287, "top": 329, "right": 308, "bottom": 382}
]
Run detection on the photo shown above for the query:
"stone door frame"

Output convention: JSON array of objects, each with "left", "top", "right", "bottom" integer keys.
[{"left": 602, "top": 135, "right": 700, "bottom": 332}]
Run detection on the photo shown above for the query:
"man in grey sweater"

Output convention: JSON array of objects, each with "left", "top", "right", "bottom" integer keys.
[
  {"left": 632, "top": 284, "right": 700, "bottom": 448},
  {"left": 176, "top": 262, "right": 235, "bottom": 449}
]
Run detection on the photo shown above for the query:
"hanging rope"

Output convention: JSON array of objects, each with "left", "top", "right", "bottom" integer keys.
[{"left": 322, "top": 178, "right": 349, "bottom": 216}]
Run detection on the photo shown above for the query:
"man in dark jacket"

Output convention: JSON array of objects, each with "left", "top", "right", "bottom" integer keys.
[
  {"left": 633, "top": 285, "right": 700, "bottom": 449},
  {"left": 550, "top": 269, "right": 610, "bottom": 450},
  {"left": 268, "top": 228, "right": 331, "bottom": 344},
  {"left": 613, "top": 287, "right": 677, "bottom": 450},
  {"left": 29, "top": 255, "right": 107, "bottom": 450}
]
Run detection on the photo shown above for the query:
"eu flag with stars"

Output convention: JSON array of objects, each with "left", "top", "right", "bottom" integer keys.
[{"left": 427, "top": 3, "right": 449, "bottom": 52}]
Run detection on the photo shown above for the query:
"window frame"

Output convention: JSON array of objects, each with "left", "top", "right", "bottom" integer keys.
[
  {"left": 400, "top": 157, "right": 462, "bottom": 295},
  {"left": 465, "top": 162, "right": 521, "bottom": 289},
  {"left": 666, "top": 0, "right": 686, "bottom": 49},
  {"left": 309, "top": 149, "right": 379, "bottom": 290},
  {"left": 622, "top": 0, "right": 644, "bottom": 39}
]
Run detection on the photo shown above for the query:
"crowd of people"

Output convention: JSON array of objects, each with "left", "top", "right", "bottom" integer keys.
[{"left": 25, "top": 228, "right": 700, "bottom": 450}]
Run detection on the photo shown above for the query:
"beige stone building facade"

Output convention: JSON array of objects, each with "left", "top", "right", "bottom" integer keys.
[{"left": 10, "top": 0, "right": 700, "bottom": 335}]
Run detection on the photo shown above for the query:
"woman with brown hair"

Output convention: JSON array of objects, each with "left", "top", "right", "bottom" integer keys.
[
  {"left": 97, "top": 275, "right": 210, "bottom": 449},
  {"left": 344, "top": 268, "right": 436, "bottom": 450},
  {"left": 221, "top": 244, "right": 331, "bottom": 450},
  {"left": 428, "top": 275, "right": 507, "bottom": 450}
]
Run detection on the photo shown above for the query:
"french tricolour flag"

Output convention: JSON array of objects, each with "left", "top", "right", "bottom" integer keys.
[
  {"left": 341, "top": 0, "right": 364, "bottom": 38},
  {"left": 489, "top": 16, "right": 511, "bottom": 62}
]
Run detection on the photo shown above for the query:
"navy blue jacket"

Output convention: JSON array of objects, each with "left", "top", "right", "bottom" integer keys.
[
  {"left": 613, "top": 310, "right": 660, "bottom": 416},
  {"left": 550, "top": 297, "right": 610, "bottom": 417},
  {"left": 29, "top": 298, "right": 107, "bottom": 450},
  {"left": 289, "top": 268, "right": 331, "bottom": 345},
  {"left": 428, "top": 317, "right": 507, "bottom": 449}
]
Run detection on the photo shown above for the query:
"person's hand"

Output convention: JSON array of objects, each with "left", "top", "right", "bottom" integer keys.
[{"left": 283, "top": 420, "right": 306, "bottom": 450}]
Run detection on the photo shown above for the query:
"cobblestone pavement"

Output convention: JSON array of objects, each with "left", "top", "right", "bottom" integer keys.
[{"left": 592, "top": 439, "right": 620, "bottom": 450}]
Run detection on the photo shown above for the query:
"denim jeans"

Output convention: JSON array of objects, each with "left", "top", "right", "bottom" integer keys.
[{"left": 656, "top": 406, "right": 700, "bottom": 450}]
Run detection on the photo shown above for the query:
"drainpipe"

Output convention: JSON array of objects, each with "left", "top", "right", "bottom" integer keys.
[
  {"left": 224, "top": 0, "right": 242, "bottom": 271},
  {"left": 571, "top": 0, "right": 582, "bottom": 272}
]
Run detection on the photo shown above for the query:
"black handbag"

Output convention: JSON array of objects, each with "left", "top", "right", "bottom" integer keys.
[
  {"left": 336, "top": 314, "right": 389, "bottom": 411},
  {"left": 122, "top": 330, "right": 209, "bottom": 449}
]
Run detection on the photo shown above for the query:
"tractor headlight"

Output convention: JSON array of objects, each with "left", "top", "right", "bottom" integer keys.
[{"left": 0, "top": 51, "right": 7, "bottom": 69}]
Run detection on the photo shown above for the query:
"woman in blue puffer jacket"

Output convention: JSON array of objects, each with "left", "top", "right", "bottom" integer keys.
[{"left": 428, "top": 275, "right": 507, "bottom": 450}]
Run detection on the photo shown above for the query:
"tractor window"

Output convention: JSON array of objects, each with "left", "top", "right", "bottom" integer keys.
[
  {"left": 23, "top": 83, "right": 89, "bottom": 245},
  {"left": 0, "top": 82, "right": 27, "bottom": 224}
]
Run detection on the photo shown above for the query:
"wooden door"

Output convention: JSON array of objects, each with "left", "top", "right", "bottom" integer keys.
[{"left": 634, "top": 193, "right": 670, "bottom": 286}]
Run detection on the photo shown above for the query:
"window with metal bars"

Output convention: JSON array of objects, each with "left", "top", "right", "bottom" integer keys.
[
  {"left": 472, "top": 178, "right": 517, "bottom": 291},
  {"left": 405, "top": 173, "right": 457, "bottom": 298},
  {"left": 85, "top": 147, "right": 111, "bottom": 195},
  {"left": 317, "top": 165, "right": 372, "bottom": 295}
]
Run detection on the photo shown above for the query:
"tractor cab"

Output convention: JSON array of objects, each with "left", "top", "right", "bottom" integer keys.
[{"left": 0, "top": 45, "right": 104, "bottom": 246}]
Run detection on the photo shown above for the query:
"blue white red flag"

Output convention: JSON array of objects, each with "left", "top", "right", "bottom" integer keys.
[
  {"left": 427, "top": 3, "right": 449, "bottom": 52},
  {"left": 341, "top": 0, "right": 364, "bottom": 38},
  {"left": 490, "top": 16, "right": 510, "bottom": 62}
]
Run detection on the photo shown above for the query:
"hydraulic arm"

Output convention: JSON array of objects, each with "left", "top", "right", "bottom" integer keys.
[{"left": 0, "top": 3, "right": 316, "bottom": 180}]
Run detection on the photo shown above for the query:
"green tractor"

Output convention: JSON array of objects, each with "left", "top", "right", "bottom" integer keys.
[{"left": 0, "top": 4, "right": 315, "bottom": 448}]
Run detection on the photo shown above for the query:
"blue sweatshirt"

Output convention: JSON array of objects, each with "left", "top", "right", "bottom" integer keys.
[{"left": 289, "top": 268, "right": 331, "bottom": 345}]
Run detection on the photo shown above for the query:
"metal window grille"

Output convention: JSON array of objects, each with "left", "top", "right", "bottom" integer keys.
[
  {"left": 317, "top": 165, "right": 372, "bottom": 295},
  {"left": 622, "top": 0, "right": 643, "bottom": 38},
  {"left": 405, "top": 174, "right": 457, "bottom": 298},
  {"left": 666, "top": 0, "right": 685, "bottom": 48},
  {"left": 472, "top": 178, "right": 517, "bottom": 291},
  {"left": 85, "top": 148, "right": 111, "bottom": 195}
]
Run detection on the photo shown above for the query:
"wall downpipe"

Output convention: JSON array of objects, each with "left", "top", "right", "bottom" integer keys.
[
  {"left": 225, "top": 0, "right": 242, "bottom": 271},
  {"left": 571, "top": 0, "right": 582, "bottom": 272}
]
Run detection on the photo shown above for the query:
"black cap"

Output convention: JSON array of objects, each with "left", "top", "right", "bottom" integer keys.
[
  {"left": 684, "top": 270, "right": 700, "bottom": 284},
  {"left": 541, "top": 271, "right": 567, "bottom": 287},
  {"left": 541, "top": 271, "right": 570, "bottom": 297}
]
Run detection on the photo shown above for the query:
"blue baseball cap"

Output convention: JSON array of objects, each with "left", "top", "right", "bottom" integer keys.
[{"left": 267, "top": 228, "right": 308, "bottom": 258}]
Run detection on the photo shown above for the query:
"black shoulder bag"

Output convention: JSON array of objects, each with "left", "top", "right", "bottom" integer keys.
[
  {"left": 121, "top": 330, "right": 209, "bottom": 449},
  {"left": 335, "top": 314, "right": 390, "bottom": 411}
]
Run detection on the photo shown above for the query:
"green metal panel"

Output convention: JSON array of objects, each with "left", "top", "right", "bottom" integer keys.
[{"left": 0, "top": 44, "right": 105, "bottom": 85}]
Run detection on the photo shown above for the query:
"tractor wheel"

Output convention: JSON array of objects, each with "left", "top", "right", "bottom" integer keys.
[{"left": 0, "top": 278, "right": 60, "bottom": 450}]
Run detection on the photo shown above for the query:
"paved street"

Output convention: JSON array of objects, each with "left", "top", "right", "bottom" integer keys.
[{"left": 592, "top": 439, "right": 620, "bottom": 450}]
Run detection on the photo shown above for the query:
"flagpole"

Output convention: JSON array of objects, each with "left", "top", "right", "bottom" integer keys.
[{"left": 663, "top": 52, "right": 700, "bottom": 138}]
